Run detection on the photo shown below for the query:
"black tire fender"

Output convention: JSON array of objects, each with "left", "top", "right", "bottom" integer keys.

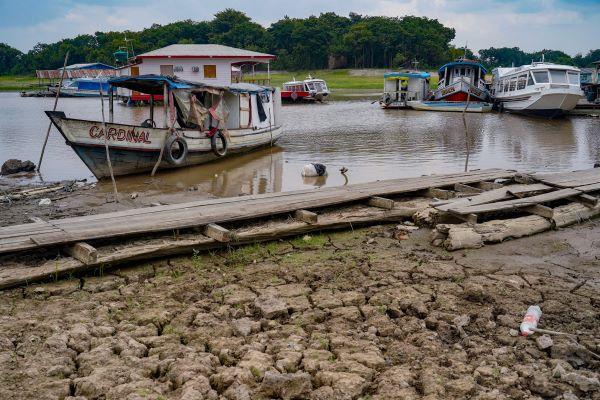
[
  {"left": 163, "top": 135, "right": 188, "bottom": 165},
  {"left": 211, "top": 130, "right": 228, "bottom": 157}
]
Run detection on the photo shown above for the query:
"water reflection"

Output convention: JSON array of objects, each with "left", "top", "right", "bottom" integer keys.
[{"left": 1, "top": 93, "right": 599, "bottom": 197}]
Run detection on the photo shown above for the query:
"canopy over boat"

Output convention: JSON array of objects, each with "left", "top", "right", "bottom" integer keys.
[
  {"left": 384, "top": 71, "right": 430, "bottom": 80},
  {"left": 438, "top": 60, "right": 487, "bottom": 75},
  {"left": 108, "top": 74, "right": 273, "bottom": 95}
]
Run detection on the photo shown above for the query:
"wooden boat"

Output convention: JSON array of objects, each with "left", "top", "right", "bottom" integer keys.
[
  {"left": 407, "top": 100, "right": 492, "bottom": 113},
  {"left": 433, "top": 58, "right": 490, "bottom": 102},
  {"left": 46, "top": 75, "right": 283, "bottom": 179},
  {"left": 281, "top": 76, "right": 330, "bottom": 101},
  {"left": 379, "top": 71, "right": 430, "bottom": 109}
]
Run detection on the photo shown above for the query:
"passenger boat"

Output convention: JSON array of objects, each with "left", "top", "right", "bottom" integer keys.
[
  {"left": 433, "top": 59, "right": 490, "bottom": 102},
  {"left": 281, "top": 76, "right": 330, "bottom": 102},
  {"left": 49, "top": 77, "right": 111, "bottom": 97},
  {"left": 379, "top": 71, "right": 430, "bottom": 109},
  {"left": 491, "top": 62, "right": 583, "bottom": 118},
  {"left": 46, "top": 75, "right": 283, "bottom": 179}
]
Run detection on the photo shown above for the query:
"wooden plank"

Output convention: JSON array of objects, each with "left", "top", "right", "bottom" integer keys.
[
  {"left": 523, "top": 204, "right": 554, "bottom": 219},
  {"left": 0, "top": 169, "right": 515, "bottom": 254},
  {"left": 367, "top": 196, "right": 395, "bottom": 210},
  {"left": 426, "top": 188, "right": 456, "bottom": 200},
  {"left": 446, "top": 211, "right": 478, "bottom": 225},
  {"left": 477, "top": 181, "right": 504, "bottom": 190},
  {"left": 0, "top": 205, "right": 421, "bottom": 289},
  {"left": 203, "top": 224, "right": 231, "bottom": 242},
  {"left": 294, "top": 210, "right": 319, "bottom": 224},
  {"left": 450, "top": 188, "right": 580, "bottom": 215},
  {"left": 575, "top": 182, "right": 600, "bottom": 193},
  {"left": 454, "top": 183, "right": 484, "bottom": 194},
  {"left": 534, "top": 169, "right": 600, "bottom": 188},
  {"left": 435, "top": 184, "right": 552, "bottom": 212},
  {"left": 63, "top": 242, "right": 98, "bottom": 265},
  {"left": 571, "top": 194, "right": 599, "bottom": 208}
]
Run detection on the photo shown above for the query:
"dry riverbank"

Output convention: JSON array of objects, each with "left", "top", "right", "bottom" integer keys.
[{"left": 0, "top": 219, "right": 598, "bottom": 399}]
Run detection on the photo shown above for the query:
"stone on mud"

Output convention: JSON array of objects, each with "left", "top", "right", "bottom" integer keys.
[
  {"left": 536, "top": 334, "right": 554, "bottom": 350},
  {"left": 260, "top": 370, "right": 312, "bottom": 399},
  {"left": 1, "top": 159, "right": 35, "bottom": 175}
]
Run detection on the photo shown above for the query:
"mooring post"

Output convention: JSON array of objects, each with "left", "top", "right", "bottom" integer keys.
[
  {"left": 163, "top": 83, "right": 168, "bottom": 128},
  {"left": 37, "top": 51, "right": 69, "bottom": 172},
  {"left": 108, "top": 85, "right": 114, "bottom": 123},
  {"left": 99, "top": 87, "right": 119, "bottom": 202},
  {"left": 149, "top": 94, "right": 154, "bottom": 122}
]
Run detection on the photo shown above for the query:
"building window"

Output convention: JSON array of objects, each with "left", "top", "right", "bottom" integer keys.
[{"left": 204, "top": 65, "right": 217, "bottom": 79}]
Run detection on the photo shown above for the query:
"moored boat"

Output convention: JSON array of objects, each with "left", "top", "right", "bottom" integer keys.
[
  {"left": 281, "top": 76, "right": 330, "bottom": 102},
  {"left": 46, "top": 75, "right": 283, "bottom": 179},
  {"left": 49, "top": 77, "right": 111, "bottom": 97},
  {"left": 433, "top": 58, "right": 490, "bottom": 102},
  {"left": 491, "top": 62, "right": 583, "bottom": 118},
  {"left": 379, "top": 71, "right": 430, "bottom": 109},
  {"left": 407, "top": 100, "right": 492, "bottom": 113}
]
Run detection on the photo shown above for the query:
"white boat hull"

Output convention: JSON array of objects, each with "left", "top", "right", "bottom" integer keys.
[
  {"left": 496, "top": 88, "right": 583, "bottom": 118},
  {"left": 47, "top": 111, "right": 284, "bottom": 179}
]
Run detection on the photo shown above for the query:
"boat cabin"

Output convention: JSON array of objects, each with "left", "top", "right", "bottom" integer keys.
[
  {"left": 433, "top": 59, "right": 489, "bottom": 102},
  {"left": 281, "top": 76, "right": 330, "bottom": 101},
  {"left": 439, "top": 60, "right": 486, "bottom": 88},
  {"left": 380, "top": 71, "right": 430, "bottom": 108}
]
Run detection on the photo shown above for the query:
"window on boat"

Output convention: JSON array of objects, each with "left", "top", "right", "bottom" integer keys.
[
  {"left": 549, "top": 69, "right": 567, "bottom": 83},
  {"left": 203, "top": 65, "right": 217, "bottom": 79},
  {"left": 306, "top": 82, "right": 315, "bottom": 90},
  {"left": 509, "top": 78, "right": 517, "bottom": 91},
  {"left": 567, "top": 72, "right": 580, "bottom": 85},
  {"left": 503, "top": 80, "right": 509, "bottom": 92},
  {"left": 532, "top": 71, "right": 549, "bottom": 83},
  {"left": 517, "top": 75, "right": 527, "bottom": 90},
  {"left": 527, "top": 73, "right": 534, "bottom": 86}
]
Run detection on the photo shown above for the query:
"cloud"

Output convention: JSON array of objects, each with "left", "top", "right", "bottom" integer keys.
[{"left": 0, "top": 0, "right": 598, "bottom": 55}]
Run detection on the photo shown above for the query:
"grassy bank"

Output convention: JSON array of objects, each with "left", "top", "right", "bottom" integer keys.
[
  {"left": 249, "top": 69, "right": 440, "bottom": 90},
  {"left": 0, "top": 75, "right": 39, "bottom": 91}
]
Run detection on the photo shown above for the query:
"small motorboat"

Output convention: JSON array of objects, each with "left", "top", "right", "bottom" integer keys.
[
  {"left": 379, "top": 71, "right": 430, "bottom": 109},
  {"left": 407, "top": 100, "right": 492, "bottom": 113},
  {"left": 49, "top": 77, "right": 111, "bottom": 97},
  {"left": 281, "top": 76, "right": 330, "bottom": 102},
  {"left": 46, "top": 75, "right": 284, "bottom": 179}
]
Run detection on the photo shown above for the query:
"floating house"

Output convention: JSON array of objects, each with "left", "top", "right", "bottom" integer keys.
[{"left": 118, "top": 44, "right": 276, "bottom": 102}]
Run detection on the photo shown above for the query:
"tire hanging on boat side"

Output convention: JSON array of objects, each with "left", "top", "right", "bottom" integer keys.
[
  {"left": 211, "top": 130, "right": 228, "bottom": 157},
  {"left": 163, "top": 135, "right": 188, "bottom": 165}
]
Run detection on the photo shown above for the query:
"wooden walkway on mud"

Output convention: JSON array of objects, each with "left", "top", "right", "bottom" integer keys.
[{"left": 1, "top": 167, "right": 600, "bottom": 289}]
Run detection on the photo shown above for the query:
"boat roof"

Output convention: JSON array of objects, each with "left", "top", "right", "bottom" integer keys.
[
  {"left": 384, "top": 71, "right": 430, "bottom": 79},
  {"left": 439, "top": 60, "right": 487, "bottom": 74},
  {"left": 108, "top": 75, "right": 273, "bottom": 95},
  {"left": 492, "top": 62, "right": 581, "bottom": 77},
  {"left": 136, "top": 44, "right": 275, "bottom": 60}
]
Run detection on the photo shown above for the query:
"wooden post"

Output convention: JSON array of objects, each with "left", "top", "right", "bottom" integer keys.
[
  {"left": 64, "top": 242, "right": 98, "bottom": 265},
  {"left": 203, "top": 224, "right": 231, "bottom": 242},
  {"left": 37, "top": 51, "right": 69, "bottom": 172},
  {"left": 99, "top": 87, "right": 119, "bottom": 202},
  {"left": 295, "top": 210, "right": 318, "bottom": 224},
  {"left": 108, "top": 85, "right": 114, "bottom": 123},
  {"left": 163, "top": 83, "right": 168, "bottom": 128},
  {"left": 149, "top": 95, "right": 154, "bottom": 122},
  {"left": 367, "top": 196, "right": 395, "bottom": 210}
]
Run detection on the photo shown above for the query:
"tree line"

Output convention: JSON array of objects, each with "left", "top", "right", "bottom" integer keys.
[{"left": 0, "top": 9, "right": 598, "bottom": 75}]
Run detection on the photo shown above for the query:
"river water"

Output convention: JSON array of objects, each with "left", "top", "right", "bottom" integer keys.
[{"left": 1, "top": 92, "right": 599, "bottom": 197}]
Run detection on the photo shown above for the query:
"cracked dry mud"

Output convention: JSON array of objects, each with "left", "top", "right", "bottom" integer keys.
[{"left": 0, "top": 221, "right": 599, "bottom": 400}]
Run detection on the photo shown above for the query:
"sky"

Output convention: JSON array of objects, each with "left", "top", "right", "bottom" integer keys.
[{"left": 0, "top": 0, "right": 599, "bottom": 55}]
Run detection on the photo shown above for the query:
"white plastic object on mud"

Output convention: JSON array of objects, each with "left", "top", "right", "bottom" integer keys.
[
  {"left": 38, "top": 198, "right": 51, "bottom": 206},
  {"left": 301, "top": 163, "right": 327, "bottom": 177},
  {"left": 520, "top": 305, "right": 542, "bottom": 336}
]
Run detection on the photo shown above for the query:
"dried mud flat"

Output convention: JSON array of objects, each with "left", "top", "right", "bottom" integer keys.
[{"left": 0, "top": 221, "right": 599, "bottom": 400}]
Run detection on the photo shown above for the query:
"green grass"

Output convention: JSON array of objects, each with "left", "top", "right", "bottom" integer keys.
[
  {"left": 0, "top": 75, "right": 41, "bottom": 91},
  {"left": 248, "top": 69, "right": 440, "bottom": 90}
]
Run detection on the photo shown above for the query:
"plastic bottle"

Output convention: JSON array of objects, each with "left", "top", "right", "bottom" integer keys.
[{"left": 520, "top": 305, "right": 542, "bottom": 336}]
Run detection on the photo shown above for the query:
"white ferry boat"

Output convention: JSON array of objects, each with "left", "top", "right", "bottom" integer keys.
[{"left": 491, "top": 62, "right": 583, "bottom": 118}]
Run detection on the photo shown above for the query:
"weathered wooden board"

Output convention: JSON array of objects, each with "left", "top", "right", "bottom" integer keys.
[
  {"left": 534, "top": 169, "right": 600, "bottom": 188},
  {"left": 434, "top": 184, "right": 552, "bottom": 212},
  {"left": 0, "top": 169, "right": 514, "bottom": 254}
]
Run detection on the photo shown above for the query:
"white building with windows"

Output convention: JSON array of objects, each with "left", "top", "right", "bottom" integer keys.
[
  {"left": 118, "top": 44, "right": 275, "bottom": 102},
  {"left": 491, "top": 62, "right": 583, "bottom": 118}
]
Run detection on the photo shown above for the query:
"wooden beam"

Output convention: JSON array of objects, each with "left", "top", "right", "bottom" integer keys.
[
  {"left": 523, "top": 204, "right": 554, "bottom": 219},
  {"left": 203, "top": 224, "right": 231, "bottom": 242},
  {"left": 294, "top": 209, "right": 318, "bottom": 224},
  {"left": 477, "top": 181, "right": 504, "bottom": 190},
  {"left": 63, "top": 242, "right": 98, "bottom": 265},
  {"left": 571, "top": 194, "right": 599, "bottom": 208},
  {"left": 367, "top": 196, "right": 395, "bottom": 210},
  {"left": 454, "top": 183, "right": 484, "bottom": 195},
  {"left": 426, "top": 188, "right": 456, "bottom": 200}
]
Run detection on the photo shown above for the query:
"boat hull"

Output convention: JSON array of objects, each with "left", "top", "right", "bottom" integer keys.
[
  {"left": 407, "top": 100, "right": 492, "bottom": 113},
  {"left": 496, "top": 89, "right": 582, "bottom": 118},
  {"left": 433, "top": 79, "right": 489, "bottom": 102},
  {"left": 46, "top": 111, "right": 284, "bottom": 179}
]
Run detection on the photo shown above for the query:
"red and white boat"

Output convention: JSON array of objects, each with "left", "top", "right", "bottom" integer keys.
[
  {"left": 281, "top": 76, "right": 330, "bottom": 102},
  {"left": 432, "top": 58, "right": 490, "bottom": 102}
]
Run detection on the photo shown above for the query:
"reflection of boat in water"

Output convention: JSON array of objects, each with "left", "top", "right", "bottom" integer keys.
[
  {"left": 281, "top": 76, "right": 330, "bottom": 102},
  {"left": 379, "top": 71, "right": 430, "bottom": 109},
  {"left": 46, "top": 75, "right": 283, "bottom": 179},
  {"left": 491, "top": 62, "right": 583, "bottom": 118}
]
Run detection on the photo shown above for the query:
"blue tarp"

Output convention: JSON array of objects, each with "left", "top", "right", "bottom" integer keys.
[
  {"left": 108, "top": 74, "right": 273, "bottom": 95},
  {"left": 384, "top": 71, "right": 430, "bottom": 79},
  {"left": 77, "top": 80, "right": 110, "bottom": 92}
]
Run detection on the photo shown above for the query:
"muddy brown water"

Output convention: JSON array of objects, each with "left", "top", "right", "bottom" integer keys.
[{"left": 1, "top": 92, "right": 599, "bottom": 198}]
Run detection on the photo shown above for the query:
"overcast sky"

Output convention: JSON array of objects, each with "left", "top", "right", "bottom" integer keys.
[{"left": 1, "top": 0, "right": 599, "bottom": 55}]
